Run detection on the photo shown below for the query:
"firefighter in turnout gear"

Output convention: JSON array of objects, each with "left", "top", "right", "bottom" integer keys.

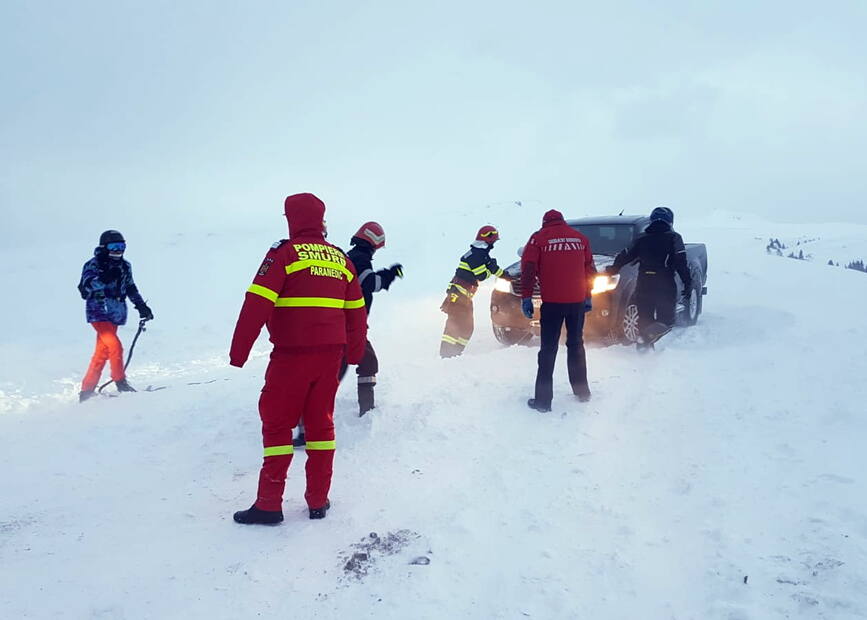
[
  {"left": 338, "top": 221, "right": 404, "bottom": 416},
  {"left": 605, "top": 206, "right": 692, "bottom": 350},
  {"left": 230, "top": 193, "right": 367, "bottom": 524},
  {"left": 521, "top": 210, "right": 597, "bottom": 411},
  {"left": 439, "top": 225, "right": 503, "bottom": 357}
]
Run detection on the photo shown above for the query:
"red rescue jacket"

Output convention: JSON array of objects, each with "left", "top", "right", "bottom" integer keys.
[
  {"left": 229, "top": 193, "right": 368, "bottom": 366},
  {"left": 520, "top": 210, "right": 597, "bottom": 303}
]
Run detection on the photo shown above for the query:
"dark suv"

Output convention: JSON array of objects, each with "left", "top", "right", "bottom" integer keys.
[{"left": 490, "top": 215, "right": 708, "bottom": 345}]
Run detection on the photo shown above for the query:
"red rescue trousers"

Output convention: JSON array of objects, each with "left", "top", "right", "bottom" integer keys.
[
  {"left": 255, "top": 347, "right": 342, "bottom": 511},
  {"left": 81, "top": 322, "right": 125, "bottom": 392}
]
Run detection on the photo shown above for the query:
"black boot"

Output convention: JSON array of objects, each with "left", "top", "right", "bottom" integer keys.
[
  {"left": 309, "top": 499, "right": 331, "bottom": 520},
  {"left": 292, "top": 428, "right": 306, "bottom": 448},
  {"left": 358, "top": 384, "right": 375, "bottom": 417},
  {"left": 233, "top": 504, "right": 284, "bottom": 525},
  {"left": 79, "top": 390, "right": 96, "bottom": 403},
  {"left": 573, "top": 385, "right": 592, "bottom": 402},
  {"left": 527, "top": 398, "right": 551, "bottom": 413},
  {"left": 115, "top": 378, "right": 137, "bottom": 393}
]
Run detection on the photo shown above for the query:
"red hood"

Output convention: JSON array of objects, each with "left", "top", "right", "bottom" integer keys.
[
  {"left": 284, "top": 193, "right": 326, "bottom": 239},
  {"left": 542, "top": 209, "right": 565, "bottom": 226}
]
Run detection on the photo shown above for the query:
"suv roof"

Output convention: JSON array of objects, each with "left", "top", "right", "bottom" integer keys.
[{"left": 566, "top": 215, "right": 649, "bottom": 226}]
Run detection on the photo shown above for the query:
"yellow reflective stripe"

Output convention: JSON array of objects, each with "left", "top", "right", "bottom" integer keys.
[
  {"left": 441, "top": 335, "right": 469, "bottom": 346},
  {"left": 492, "top": 267, "right": 504, "bottom": 277},
  {"left": 306, "top": 440, "right": 336, "bottom": 451},
  {"left": 248, "top": 284, "right": 279, "bottom": 303},
  {"left": 264, "top": 445, "right": 294, "bottom": 457},
  {"left": 275, "top": 297, "right": 345, "bottom": 308},
  {"left": 458, "top": 261, "right": 486, "bottom": 275},
  {"left": 285, "top": 259, "right": 354, "bottom": 282},
  {"left": 450, "top": 283, "right": 473, "bottom": 298},
  {"left": 344, "top": 297, "right": 365, "bottom": 309}
]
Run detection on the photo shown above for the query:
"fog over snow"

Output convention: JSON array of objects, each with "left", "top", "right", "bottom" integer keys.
[{"left": 2, "top": 0, "right": 866, "bottom": 247}]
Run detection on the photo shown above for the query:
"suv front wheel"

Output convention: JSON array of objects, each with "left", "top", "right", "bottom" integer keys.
[
  {"left": 620, "top": 300, "right": 641, "bottom": 343},
  {"left": 493, "top": 325, "right": 532, "bottom": 346}
]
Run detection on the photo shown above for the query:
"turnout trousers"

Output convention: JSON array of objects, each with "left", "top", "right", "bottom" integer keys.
[
  {"left": 255, "top": 347, "right": 342, "bottom": 511},
  {"left": 440, "top": 285, "right": 474, "bottom": 358},
  {"left": 534, "top": 302, "right": 589, "bottom": 408},
  {"left": 338, "top": 339, "right": 379, "bottom": 414},
  {"left": 635, "top": 273, "right": 677, "bottom": 341},
  {"left": 81, "top": 321, "right": 125, "bottom": 392}
]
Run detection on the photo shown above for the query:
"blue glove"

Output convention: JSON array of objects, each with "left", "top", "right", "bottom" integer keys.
[
  {"left": 521, "top": 298, "right": 534, "bottom": 319},
  {"left": 584, "top": 297, "right": 592, "bottom": 312}
]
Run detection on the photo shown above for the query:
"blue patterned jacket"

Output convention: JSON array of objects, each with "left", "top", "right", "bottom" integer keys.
[{"left": 78, "top": 249, "right": 146, "bottom": 325}]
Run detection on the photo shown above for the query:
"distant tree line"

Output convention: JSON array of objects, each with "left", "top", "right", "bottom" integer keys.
[
  {"left": 767, "top": 237, "right": 863, "bottom": 273},
  {"left": 766, "top": 238, "right": 786, "bottom": 256},
  {"left": 824, "top": 258, "right": 864, "bottom": 273}
]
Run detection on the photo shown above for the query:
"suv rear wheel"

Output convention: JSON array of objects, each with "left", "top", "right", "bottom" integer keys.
[{"left": 683, "top": 283, "right": 702, "bottom": 326}]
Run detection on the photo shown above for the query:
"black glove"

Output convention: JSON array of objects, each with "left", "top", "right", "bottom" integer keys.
[
  {"left": 390, "top": 263, "right": 404, "bottom": 279},
  {"left": 137, "top": 304, "right": 154, "bottom": 321}
]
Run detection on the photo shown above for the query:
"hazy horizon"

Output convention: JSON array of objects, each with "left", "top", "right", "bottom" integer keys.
[{"left": 2, "top": 0, "right": 866, "bottom": 248}]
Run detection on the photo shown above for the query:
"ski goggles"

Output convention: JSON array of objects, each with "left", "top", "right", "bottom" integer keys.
[
  {"left": 479, "top": 229, "right": 498, "bottom": 238},
  {"left": 106, "top": 242, "right": 126, "bottom": 252}
]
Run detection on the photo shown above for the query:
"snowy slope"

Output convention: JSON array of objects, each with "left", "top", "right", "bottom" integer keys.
[{"left": 2, "top": 212, "right": 867, "bottom": 619}]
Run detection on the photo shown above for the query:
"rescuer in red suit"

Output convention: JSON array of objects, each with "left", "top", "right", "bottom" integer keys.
[
  {"left": 229, "top": 193, "right": 367, "bottom": 524},
  {"left": 520, "top": 209, "right": 597, "bottom": 411}
]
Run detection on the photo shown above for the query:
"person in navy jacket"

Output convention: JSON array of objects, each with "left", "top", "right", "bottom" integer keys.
[
  {"left": 77, "top": 230, "right": 153, "bottom": 401},
  {"left": 338, "top": 222, "right": 403, "bottom": 416}
]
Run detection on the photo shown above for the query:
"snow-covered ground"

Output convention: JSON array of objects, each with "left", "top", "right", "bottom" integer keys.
[{"left": 2, "top": 211, "right": 867, "bottom": 619}]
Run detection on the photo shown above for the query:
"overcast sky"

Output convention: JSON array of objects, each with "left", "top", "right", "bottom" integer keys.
[{"left": 1, "top": 0, "right": 866, "bottom": 247}]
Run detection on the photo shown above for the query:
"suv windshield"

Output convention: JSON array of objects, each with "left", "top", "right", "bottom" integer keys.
[{"left": 571, "top": 223, "right": 636, "bottom": 256}]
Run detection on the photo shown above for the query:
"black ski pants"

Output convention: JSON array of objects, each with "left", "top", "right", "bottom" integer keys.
[
  {"left": 338, "top": 339, "right": 378, "bottom": 383},
  {"left": 635, "top": 273, "right": 677, "bottom": 340},
  {"left": 339, "top": 340, "right": 378, "bottom": 414},
  {"left": 534, "top": 302, "right": 588, "bottom": 408}
]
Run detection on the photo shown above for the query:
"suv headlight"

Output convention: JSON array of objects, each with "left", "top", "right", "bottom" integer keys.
[
  {"left": 591, "top": 274, "right": 619, "bottom": 295},
  {"left": 494, "top": 277, "right": 513, "bottom": 293}
]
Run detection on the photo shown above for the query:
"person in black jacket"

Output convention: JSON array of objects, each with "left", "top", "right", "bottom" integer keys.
[
  {"left": 606, "top": 207, "right": 692, "bottom": 349},
  {"left": 338, "top": 222, "right": 403, "bottom": 416},
  {"left": 439, "top": 225, "right": 503, "bottom": 357}
]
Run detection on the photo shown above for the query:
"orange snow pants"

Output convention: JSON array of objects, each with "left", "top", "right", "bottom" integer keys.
[
  {"left": 255, "top": 346, "right": 342, "bottom": 512},
  {"left": 81, "top": 322, "right": 125, "bottom": 392}
]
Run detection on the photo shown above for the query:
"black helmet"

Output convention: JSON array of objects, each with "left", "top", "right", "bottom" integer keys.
[
  {"left": 99, "top": 230, "right": 125, "bottom": 246},
  {"left": 650, "top": 207, "right": 674, "bottom": 225}
]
